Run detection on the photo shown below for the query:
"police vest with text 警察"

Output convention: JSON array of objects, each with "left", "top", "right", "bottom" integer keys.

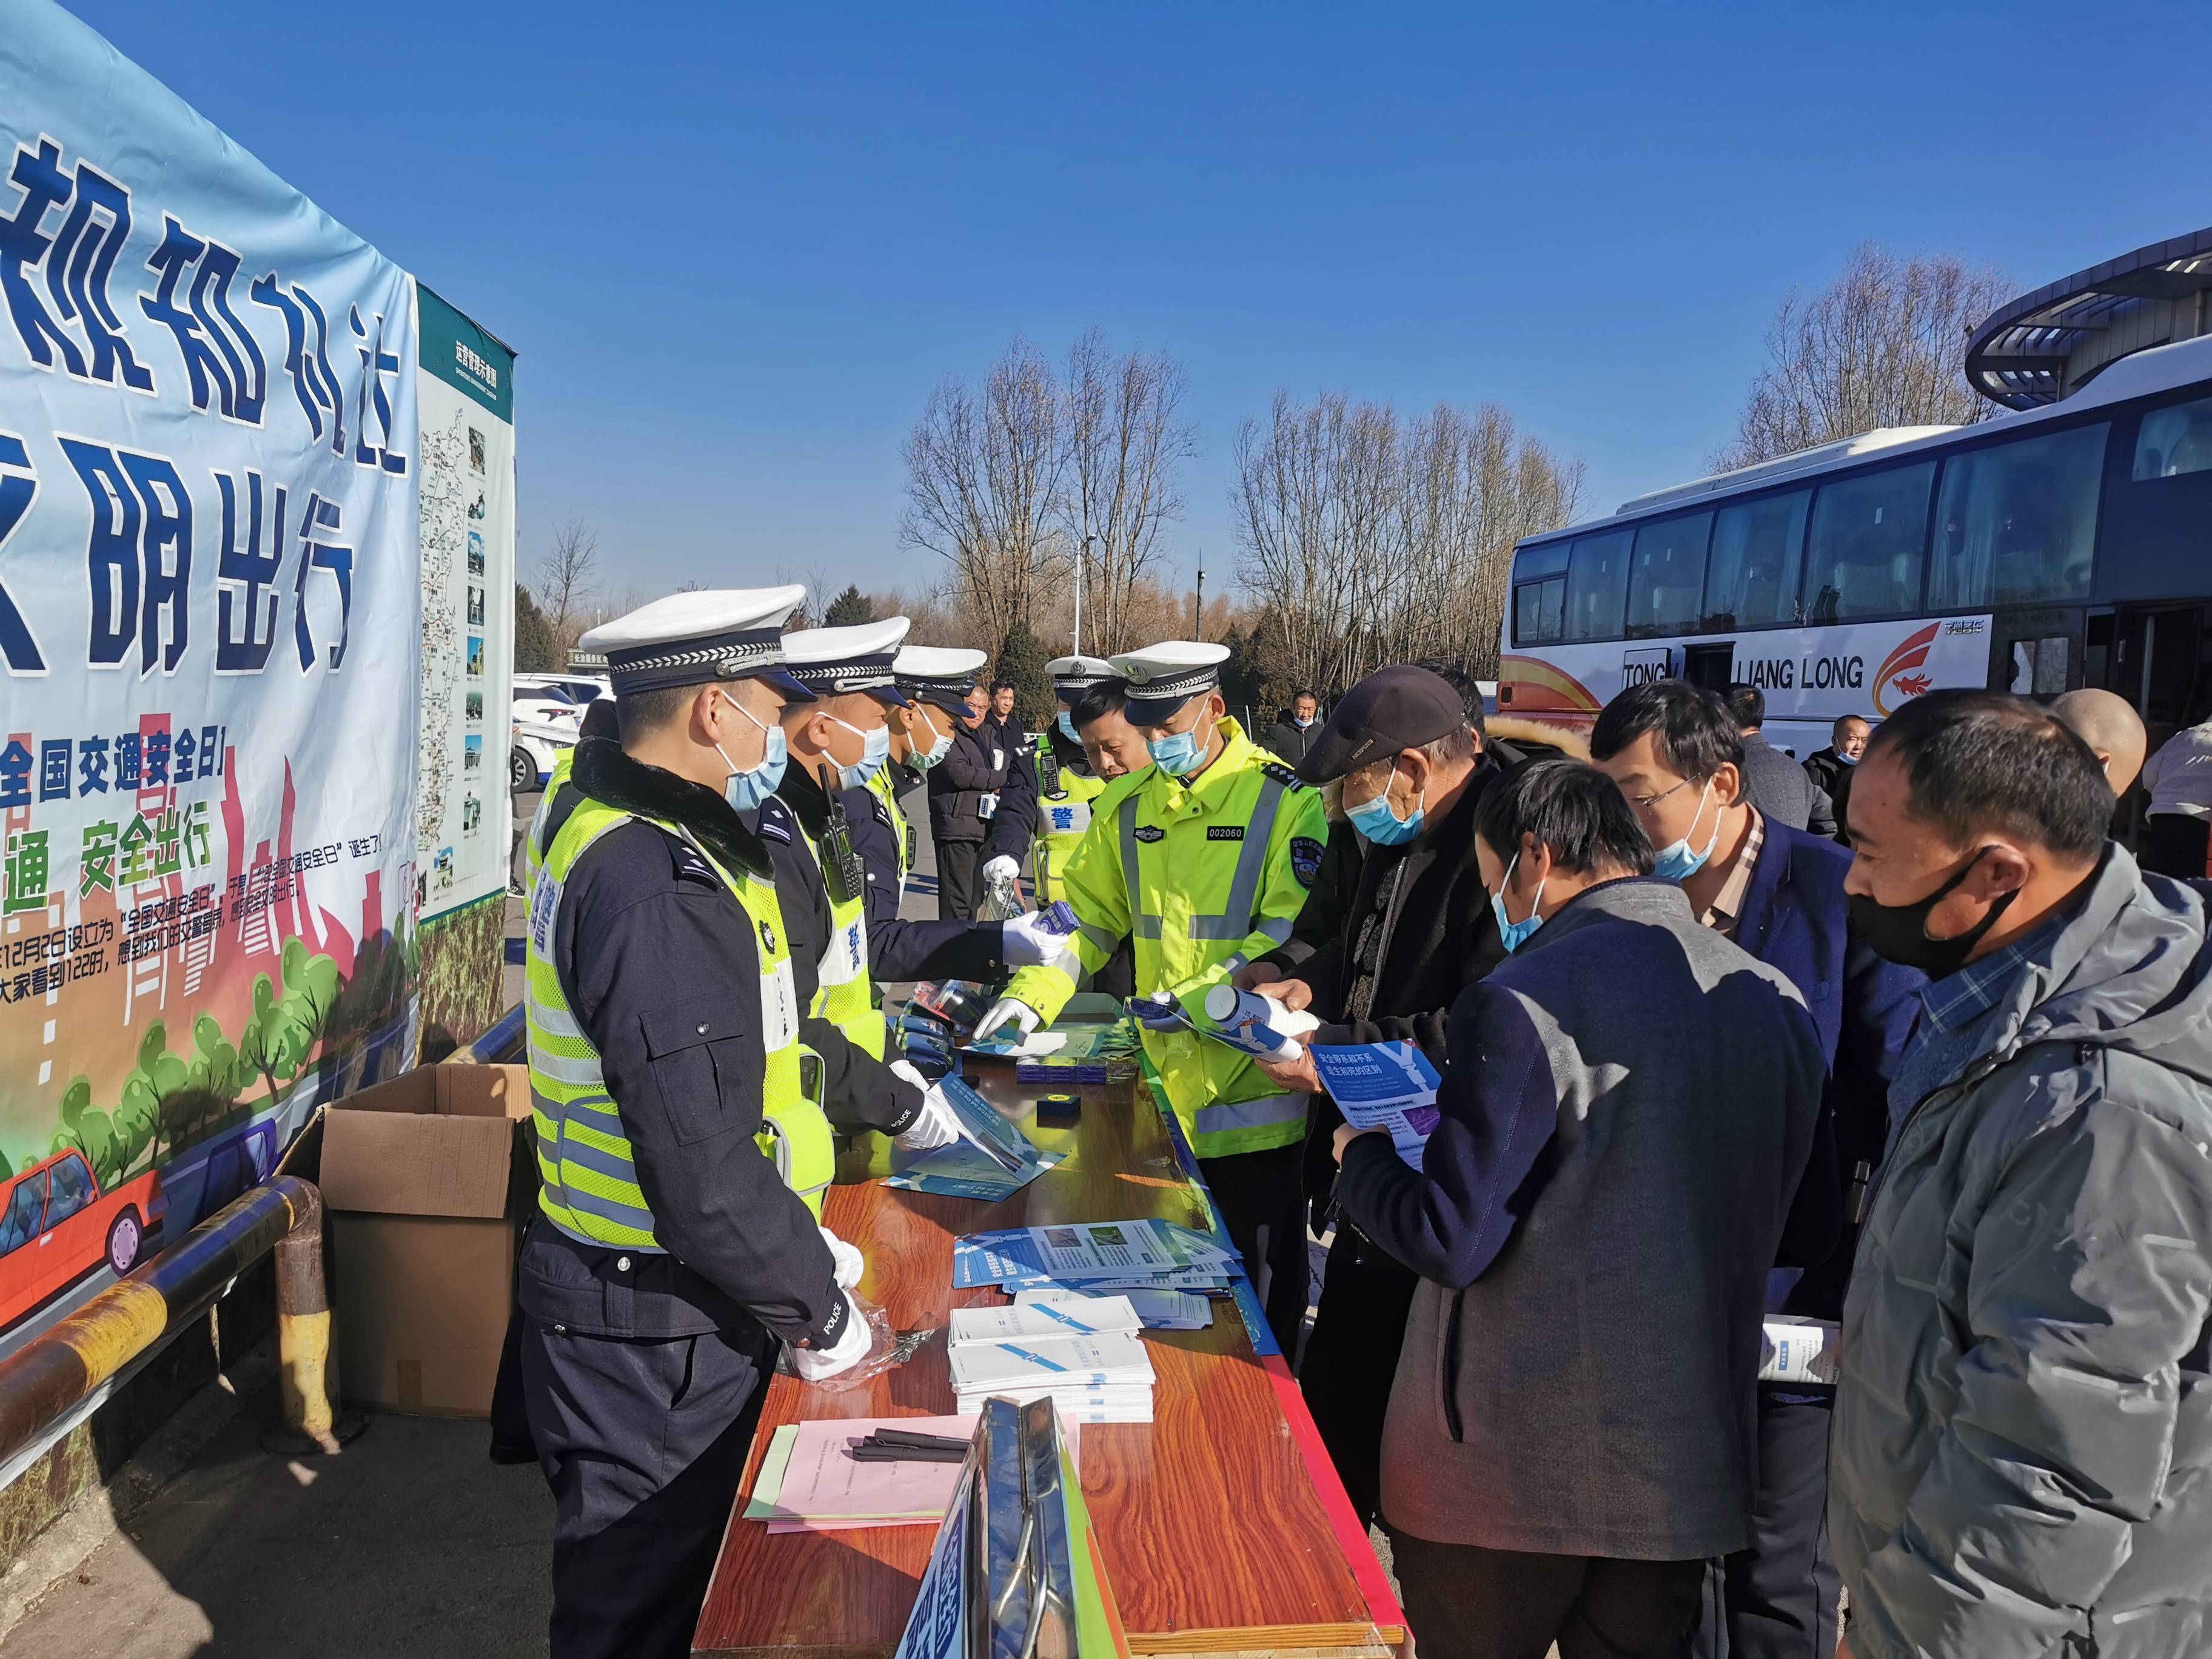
[
  {"left": 1026, "top": 751, "right": 1108, "bottom": 907},
  {"left": 525, "top": 797, "right": 834, "bottom": 1241},
  {"left": 795, "top": 822, "right": 888, "bottom": 1062}
]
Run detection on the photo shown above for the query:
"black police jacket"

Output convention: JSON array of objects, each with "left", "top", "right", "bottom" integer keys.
[{"left": 520, "top": 739, "right": 842, "bottom": 1346}]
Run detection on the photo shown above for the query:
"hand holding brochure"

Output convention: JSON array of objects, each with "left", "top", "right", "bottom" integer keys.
[{"left": 1309, "top": 1041, "right": 1441, "bottom": 1171}]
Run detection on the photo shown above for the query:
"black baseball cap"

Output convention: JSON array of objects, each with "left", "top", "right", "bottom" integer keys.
[{"left": 1295, "top": 665, "right": 1468, "bottom": 785}]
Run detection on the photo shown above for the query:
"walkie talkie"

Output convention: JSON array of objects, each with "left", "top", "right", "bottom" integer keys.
[
  {"left": 1037, "top": 746, "right": 1062, "bottom": 797},
  {"left": 816, "top": 763, "right": 868, "bottom": 907}
]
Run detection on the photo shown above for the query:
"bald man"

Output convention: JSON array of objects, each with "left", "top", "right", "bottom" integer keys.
[{"left": 2053, "top": 688, "right": 2148, "bottom": 796}]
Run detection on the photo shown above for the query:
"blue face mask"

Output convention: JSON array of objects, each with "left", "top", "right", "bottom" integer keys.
[
  {"left": 1057, "top": 710, "right": 1079, "bottom": 743},
  {"left": 1649, "top": 777, "right": 1719, "bottom": 884},
  {"left": 1292, "top": 714, "right": 1313, "bottom": 729},
  {"left": 827, "top": 714, "right": 891, "bottom": 790},
  {"left": 717, "top": 691, "right": 787, "bottom": 811},
  {"left": 1147, "top": 712, "right": 1210, "bottom": 777},
  {"left": 1838, "top": 751, "right": 1858, "bottom": 767},
  {"left": 1346, "top": 762, "right": 1423, "bottom": 846},
  {"left": 1489, "top": 852, "right": 1546, "bottom": 953},
  {"left": 912, "top": 713, "right": 955, "bottom": 771}
]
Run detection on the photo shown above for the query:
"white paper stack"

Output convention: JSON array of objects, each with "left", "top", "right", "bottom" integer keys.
[
  {"left": 951, "top": 1295, "right": 1142, "bottom": 1347},
  {"left": 1015, "top": 1286, "right": 1211, "bottom": 1332},
  {"left": 948, "top": 1328, "right": 1158, "bottom": 1424}
]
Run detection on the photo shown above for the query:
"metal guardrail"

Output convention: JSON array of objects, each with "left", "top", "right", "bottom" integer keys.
[
  {"left": 454, "top": 1002, "right": 526, "bottom": 1065},
  {"left": 0, "top": 1175, "right": 345, "bottom": 1469}
]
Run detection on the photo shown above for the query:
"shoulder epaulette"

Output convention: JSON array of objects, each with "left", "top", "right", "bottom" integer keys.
[
  {"left": 755, "top": 799, "right": 794, "bottom": 845},
  {"left": 1260, "top": 760, "right": 1305, "bottom": 790}
]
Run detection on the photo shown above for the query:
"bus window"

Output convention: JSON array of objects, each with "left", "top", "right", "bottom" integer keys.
[
  {"left": 1803, "top": 461, "right": 1934, "bottom": 622},
  {"left": 1625, "top": 512, "right": 1712, "bottom": 638},
  {"left": 2134, "top": 395, "right": 2212, "bottom": 479},
  {"left": 1563, "top": 529, "right": 1634, "bottom": 642},
  {"left": 1703, "top": 491, "right": 1808, "bottom": 629},
  {"left": 1509, "top": 543, "right": 1569, "bottom": 645},
  {"left": 1514, "top": 577, "right": 1565, "bottom": 644},
  {"left": 1930, "top": 425, "right": 2104, "bottom": 609}
]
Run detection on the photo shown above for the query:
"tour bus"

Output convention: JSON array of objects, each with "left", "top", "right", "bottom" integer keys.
[{"left": 1498, "top": 330, "right": 2212, "bottom": 763}]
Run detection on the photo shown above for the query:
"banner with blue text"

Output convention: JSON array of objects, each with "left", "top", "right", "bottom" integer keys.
[{"left": 0, "top": 0, "right": 420, "bottom": 1349}]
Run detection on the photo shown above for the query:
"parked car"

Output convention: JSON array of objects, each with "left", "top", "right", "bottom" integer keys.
[
  {"left": 512, "top": 682, "right": 583, "bottom": 732},
  {"left": 511, "top": 711, "right": 577, "bottom": 793},
  {"left": 515, "top": 673, "right": 609, "bottom": 709},
  {"left": 0, "top": 1150, "right": 164, "bottom": 1329}
]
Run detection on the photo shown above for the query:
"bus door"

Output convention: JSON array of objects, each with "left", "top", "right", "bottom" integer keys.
[
  {"left": 2108, "top": 604, "right": 2212, "bottom": 759},
  {"left": 1681, "top": 642, "right": 1734, "bottom": 693}
]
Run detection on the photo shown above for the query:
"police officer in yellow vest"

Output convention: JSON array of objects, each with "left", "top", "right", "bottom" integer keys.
[
  {"left": 520, "top": 589, "right": 880, "bottom": 1659},
  {"left": 975, "top": 642, "right": 1329, "bottom": 1346},
  {"left": 749, "top": 621, "right": 1071, "bottom": 1150},
  {"left": 856, "top": 643, "right": 984, "bottom": 933},
  {"left": 981, "top": 654, "right": 1117, "bottom": 906}
]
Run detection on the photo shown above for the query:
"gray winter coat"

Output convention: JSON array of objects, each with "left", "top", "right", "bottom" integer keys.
[{"left": 1831, "top": 845, "right": 2212, "bottom": 1659}]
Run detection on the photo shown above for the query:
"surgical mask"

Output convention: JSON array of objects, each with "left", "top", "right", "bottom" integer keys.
[
  {"left": 1057, "top": 710, "right": 1079, "bottom": 743},
  {"left": 826, "top": 714, "right": 890, "bottom": 789},
  {"left": 1848, "top": 847, "right": 2017, "bottom": 977},
  {"left": 1293, "top": 714, "right": 1313, "bottom": 729},
  {"left": 1489, "top": 853, "right": 1546, "bottom": 953},
  {"left": 912, "top": 714, "right": 954, "bottom": 771},
  {"left": 1346, "top": 762, "right": 1424, "bottom": 846},
  {"left": 1838, "top": 752, "right": 1859, "bottom": 767},
  {"left": 1147, "top": 713, "right": 1210, "bottom": 777},
  {"left": 716, "top": 690, "right": 786, "bottom": 811},
  {"left": 1649, "top": 777, "right": 1719, "bottom": 883}
]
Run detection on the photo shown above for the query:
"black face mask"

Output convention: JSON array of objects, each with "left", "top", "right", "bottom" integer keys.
[{"left": 1848, "top": 846, "right": 2018, "bottom": 976}]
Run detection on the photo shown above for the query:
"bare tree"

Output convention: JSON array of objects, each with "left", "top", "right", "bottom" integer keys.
[
  {"left": 1063, "top": 329, "right": 1196, "bottom": 655},
  {"left": 900, "top": 335, "right": 1070, "bottom": 650},
  {"left": 535, "top": 517, "right": 602, "bottom": 656},
  {"left": 1233, "top": 391, "right": 1583, "bottom": 689},
  {"left": 1715, "top": 243, "right": 2010, "bottom": 471}
]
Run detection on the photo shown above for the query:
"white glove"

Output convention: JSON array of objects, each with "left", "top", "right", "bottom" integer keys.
[
  {"left": 972, "top": 997, "right": 1041, "bottom": 1042},
  {"left": 819, "top": 1225, "right": 864, "bottom": 1290},
  {"left": 1000, "top": 908, "right": 1075, "bottom": 967},
  {"left": 793, "top": 1290, "right": 872, "bottom": 1382},
  {"left": 981, "top": 854, "right": 1021, "bottom": 884},
  {"left": 887, "top": 1059, "right": 962, "bottom": 1151}
]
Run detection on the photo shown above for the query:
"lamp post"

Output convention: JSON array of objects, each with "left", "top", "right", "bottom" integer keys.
[
  {"left": 1076, "top": 534, "right": 1097, "bottom": 659},
  {"left": 1193, "top": 554, "right": 1204, "bottom": 640}
]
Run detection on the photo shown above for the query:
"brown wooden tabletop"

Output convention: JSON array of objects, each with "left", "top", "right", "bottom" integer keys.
[{"left": 693, "top": 1061, "right": 1404, "bottom": 1659}]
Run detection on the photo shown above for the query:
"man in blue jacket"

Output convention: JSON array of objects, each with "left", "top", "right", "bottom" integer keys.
[{"left": 1592, "top": 682, "right": 1922, "bottom": 1659}]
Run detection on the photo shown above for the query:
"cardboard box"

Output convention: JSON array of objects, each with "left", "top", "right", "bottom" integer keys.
[{"left": 322, "top": 1062, "right": 533, "bottom": 1418}]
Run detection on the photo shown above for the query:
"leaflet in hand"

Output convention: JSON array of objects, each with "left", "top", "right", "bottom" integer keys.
[
  {"left": 933, "top": 1073, "right": 1049, "bottom": 1177},
  {"left": 1758, "top": 1317, "right": 1840, "bottom": 1385},
  {"left": 1130, "top": 987, "right": 1319, "bottom": 1061},
  {"left": 1309, "top": 1041, "right": 1442, "bottom": 1171},
  {"left": 884, "top": 1140, "right": 1062, "bottom": 1202}
]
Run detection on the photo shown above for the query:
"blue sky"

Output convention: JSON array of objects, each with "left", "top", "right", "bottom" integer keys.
[{"left": 66, "top": 1, "right": 2212, "bottom": 605}]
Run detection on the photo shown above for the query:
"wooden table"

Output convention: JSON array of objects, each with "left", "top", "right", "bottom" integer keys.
[{"left": 694, "top": 1059, "right": 1406, "bottom": 1659}]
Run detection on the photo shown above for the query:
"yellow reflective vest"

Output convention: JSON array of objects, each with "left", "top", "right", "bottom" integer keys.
[
  {"left": 865, "top": 763, "right": 916, "bottom": 886},
  {"left": 526, "top": 795, "right": 835, "bottom": 1238},
  {"left": 1003, "top": 719, "right": 1327, "bottom": 1159},
  {"left": 1025, "top": 748, "right": 1109, "bottom": 907}
]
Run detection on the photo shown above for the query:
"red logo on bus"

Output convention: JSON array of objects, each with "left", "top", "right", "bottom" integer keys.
[{"left": 1872, "top": 623, "right": 1943, "bottom": 716}]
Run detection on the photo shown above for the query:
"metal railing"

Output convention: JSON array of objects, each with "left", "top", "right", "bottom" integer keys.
[{"left": 0, "top": 1175, "right": 344, "bottom": 1469}]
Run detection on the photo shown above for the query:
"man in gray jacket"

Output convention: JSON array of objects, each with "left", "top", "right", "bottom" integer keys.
[{"left": 1832, "top": 688, "right": 2212, "bottom": 1659}]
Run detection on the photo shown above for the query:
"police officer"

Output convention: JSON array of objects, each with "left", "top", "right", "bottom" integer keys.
[
  {"left": 982, "top": 654, "right": 1116, "bottom": 905},
  {"left": 520, "top": 589, "right": 879, "bottom": 1659},
  {"left": 857, "top": 645, "right": 980, "bottom": 928},
  {"left": 753, "top": 622, "right": 1070, "bottom": 1148},
  {"left": 974, "top": 642, "right": 1328, "bottom": 1347}
]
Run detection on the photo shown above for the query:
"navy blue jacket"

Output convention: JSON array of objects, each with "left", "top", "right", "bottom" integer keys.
[{"left": 1734, "top": 817, "right": 1924, "bottom": 1317}]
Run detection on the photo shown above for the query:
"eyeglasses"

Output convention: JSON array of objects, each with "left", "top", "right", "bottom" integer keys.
[{"left": 1626, "top": 776, "right": 1692, "bottom": 814}]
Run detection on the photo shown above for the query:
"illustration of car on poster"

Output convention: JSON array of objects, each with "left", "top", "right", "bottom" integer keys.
[{"left": 0, "top": 1150, "right": 165, "bottom": 1330}]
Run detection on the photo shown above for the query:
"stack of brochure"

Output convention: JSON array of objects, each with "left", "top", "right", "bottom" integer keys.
[
  {"left": 1015, "top": 1285, "right": 1212, "bottom": 1333},
  {"left": 953, "top": 1219, "right": 1239, "bottom": 1297},
  {"left": 948, "top": 1325, "right": 1157, "bottom": 1424}
]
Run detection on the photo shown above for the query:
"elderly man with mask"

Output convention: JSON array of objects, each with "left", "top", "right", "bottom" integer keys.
[
  {"left": 1233, "top": 664, "right": 1510, "bottom": 1526},
  {"left": 1590, "top": 682, "right": 1920, "bottom": 1659}
]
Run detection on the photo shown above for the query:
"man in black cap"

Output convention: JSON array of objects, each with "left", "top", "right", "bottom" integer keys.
[{"left": 1239, "top": 663, "right": 1512, "bottom": 1529}]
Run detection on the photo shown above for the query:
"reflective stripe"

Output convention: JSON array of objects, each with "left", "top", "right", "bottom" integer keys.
[
  {"left": 1193, "top": 1091, "right": 1306, "bottom": 1137},
  {"left": 1188, "top": 776, "right": 1286, "bottom": 941},
  {"left": 1119, "top": 795, "right": 1162, "bottom": 939},
  {"left": 525, "top": 990, "right": 586, "bottom": 1042},
  {"left": 528, "top": 1044, "right": 607, "bottom": 1089},
  {"left": 1076, "top": 922, "right": 1118, "bottom": 957}
]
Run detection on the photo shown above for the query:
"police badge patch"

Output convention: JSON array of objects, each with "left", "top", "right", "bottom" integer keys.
[
  {"left": 1133, "top": 825, "right": 1165, "bottom": 843},
  {"left": 1289, "top": 835, "right": 1324, "bottom": 889}
]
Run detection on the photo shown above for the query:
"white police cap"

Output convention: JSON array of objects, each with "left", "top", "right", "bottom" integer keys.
[
  {"left": 580, "top": 586, "right": 813, "bottom": 700},
  {"left": 1111, "top": 640, "right": 1230, "bottom": 725},
  {"left": 782, "top": 617, "right": 913, "bottom": 706},
  {"left": 1047, "top": 655, "right": 1118, "bottom": 695},
  {"left": 894, "top": 645, "right": 989, "bottom": 715}
]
